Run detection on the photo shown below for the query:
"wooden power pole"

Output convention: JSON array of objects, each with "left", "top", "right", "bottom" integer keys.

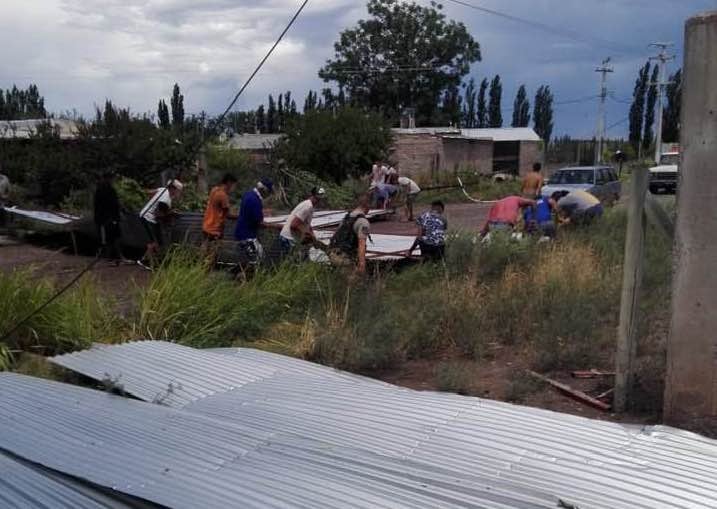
[{"left": 614, "top": 166, "right": 648, "bottom": 413}]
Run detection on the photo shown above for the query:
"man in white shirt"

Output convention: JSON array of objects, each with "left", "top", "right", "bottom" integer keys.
[
  {"left": 370, "top": 162, "right": 386, "bottom": 189},
  {"left": 398, "top": 176, "right": 421, "bottom": 221},
  {"left": 139, "top": 179, "right": 183, "bottom": 263},
  {"left": 278, "top": 186, "right": 325, "bottom": 257}
]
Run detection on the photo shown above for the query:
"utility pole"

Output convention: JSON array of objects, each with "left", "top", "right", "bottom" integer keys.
[
  {"left": 649, "top": 43, "right": 675, "bottom": 164},
  {"left": 594, "top": 58, "right": 614, "bottom": 164}
]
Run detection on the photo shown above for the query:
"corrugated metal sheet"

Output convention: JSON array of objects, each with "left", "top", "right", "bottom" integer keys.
[
  {"left": 226, "top": 133, "right": 283, "bottom": 150},
  {"left": 2, "top": 206, "right": 80, "bottom": 225},
  {"left": 50, "top": 341, "right": 717, "bottom": 509},
  {"left": 392, "top": 127, "right": 541, "bottom": 142},
  {"left": 0, "top": 451, "right": 138, "bottom": 509},
  {"left": 0, "top": 372, "right": 557, "bottom": 509},
  {"left": 0, "top": 119, "right": 79, "bottom": 140}
]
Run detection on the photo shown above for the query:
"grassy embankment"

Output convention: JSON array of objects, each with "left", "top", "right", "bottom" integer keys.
[{"left": 1, "top": 202, "right": 671, "bottom": 412}]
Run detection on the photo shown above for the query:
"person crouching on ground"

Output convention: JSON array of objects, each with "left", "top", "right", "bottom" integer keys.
[
  {"left": 523, "top": 195, "right": 556, "bottom": 239},
  {"left": 234, "top": 178, "right": 275, "bottom": 266},
  {"left": 278, "top": 186, "right": 325, "bottom": 258},
  {"left": 411, "top": 200, "right": 447, "bottom": 261},
  {"left": 329, "top": 194, "right": 371, "bottom": 274},
  {"left": 202, "top": 173, "right": 238, "bottom": 241},
  {"left": 139, "top": 178, "right": 183, "bottom": 264},
  {"left": 551, "top": 189, "right": 603, "bottom": 226},
  {"left": 398, "top": 175, "right": 421, "bottom": 221},
  {"left": 480, "top": 195, "right": 535, "bottom": 237}
]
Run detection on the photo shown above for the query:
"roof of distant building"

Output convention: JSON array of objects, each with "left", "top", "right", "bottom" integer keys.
[
  {"left": 226, "top": 133, "right": 283, "bottom": 150},
  {"left": 392, "top": 126, "right": 541, "bottom": 142},
  {"left": 0, "top": 118, "right": 79, "bottom": 140}
]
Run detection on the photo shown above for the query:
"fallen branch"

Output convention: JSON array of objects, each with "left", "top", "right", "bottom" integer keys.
[
  {"left": 571, "top": 369, "right": 616, "bottom": 379},
  {"left": 528, "top": 370, "right": 612, "bottom": 412}
]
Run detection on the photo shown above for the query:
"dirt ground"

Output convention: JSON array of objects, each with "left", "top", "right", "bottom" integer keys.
[{"left": 370, "top": 202, "right": 490, "bottom": 235}]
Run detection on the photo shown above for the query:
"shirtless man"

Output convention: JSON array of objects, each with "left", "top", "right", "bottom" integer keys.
[{"left": 521, "top": 162, "right": 544, "bottom": 199}]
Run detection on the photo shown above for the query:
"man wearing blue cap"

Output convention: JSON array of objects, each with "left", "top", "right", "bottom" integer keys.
[{"left": 234, "top": 178, "right": 274, "bottom": 265}]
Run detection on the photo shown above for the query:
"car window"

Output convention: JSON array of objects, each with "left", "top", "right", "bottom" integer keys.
[
  {"left": 595, "top": 169, "right": 607, "bottom": 184},
  {"left": 551, "top": 169, "right": 595, "bottom": 185},
  {"left": 608, "top": 169, "right": 617, "bottom": 181},
  {"left": 660, "top": 153, "right": 680, "bottom": 165}
]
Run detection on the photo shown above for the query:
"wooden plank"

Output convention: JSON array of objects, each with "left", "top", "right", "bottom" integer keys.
[
  {"left": 571, "top": 369, "right": 616, "bottom": 379},
  {"left": 528, "top": 370, "right": 612, "bottom": 412}
]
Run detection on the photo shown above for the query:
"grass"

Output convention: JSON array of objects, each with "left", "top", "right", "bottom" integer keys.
[{"left": 435, "top": 361, "right": 476, "bottom": 395}]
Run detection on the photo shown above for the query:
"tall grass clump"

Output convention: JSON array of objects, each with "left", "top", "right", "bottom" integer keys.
[{"left": 135, "top": 249, "right": 331, "bottom": 347}]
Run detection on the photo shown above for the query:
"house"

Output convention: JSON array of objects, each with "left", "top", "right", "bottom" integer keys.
[
  {"left": 225, "top": 133, "right": 283, "bottom": 165},
  {"left": 390, "top": 127, "right": 542, "bottom": 178},
  {"left": 0, "top": 118, "right": 79, "bottom": 140}
]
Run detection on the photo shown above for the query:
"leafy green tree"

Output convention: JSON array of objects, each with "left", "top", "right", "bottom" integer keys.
[
  {"left": 488, "top": 75, "right": 503, "bottom": 128},
  {"left": 304, "top": 90, "right": 317, "bottom": 112},
  {"left": 277, "top": 93, "right": 284, "bottom": 132},
  {"left": 319, "top": 0, "right": 480, "bottom": 125},
  {"left": 266, "top": 95, "right": 277, "bottom": 133},
  {"left": 533, "top": 85, "right": 554, "bottom": 143},
  {"left": 476, "top": 78, "right": 488, "bottom": 128},
  {"left": 441, "top": 85, "right": 462, "bottom": 126},
  {"left": 462, "top": 78, "right": 477, "bottom": 128},
  {"left": 157, "top": 99, "right": 170, "bottom": 129},
  {"left": 642, "top": 65, "right": 659, "bottom": 151},
  {"left": 662, "top": 69, "right": 682, "bottom": 143},
  {"left": 276, "top": 107, "right": 392, "bottom": 183},
  {"left": 511, "top": 85, "right": 530, "bottom": 128},
  {"left": 170, "top": 83, "right": 184, "bottom": 129},
  {"left": 0, "top": 83, "right": 46, "bottom": 120},
  {"left": 628, "top": 62, "right": 650, "bottom": 152},
  {"left": 255, "top": 105, "right": 266, "bottom": 133}
]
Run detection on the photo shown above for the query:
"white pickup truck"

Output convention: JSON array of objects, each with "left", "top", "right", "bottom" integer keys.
[{"left": 649, "top": 152, "right": 679, "bottom": 194}]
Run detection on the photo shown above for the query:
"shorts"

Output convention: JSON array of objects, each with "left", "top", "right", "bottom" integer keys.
[
  {"left": 141, "top": 218, "right": 163, "bottom": 246},
  {"left": 573, "top": 204, "right": 604, "bottom": 225},
  {"left": 488, "top": 221, "right": 513, "bottom": 232},
  {"left": 97, "top": 221, "right": 121, "bottom": 245},
  {"left": 407, "top": 192, "right": 419, "bottom": 205},
  {"left": 419, "top": 241, "right": 445, "bottom": 261},
  {"left": 237, "top": 239, "right": 264, "bottom": 265}
]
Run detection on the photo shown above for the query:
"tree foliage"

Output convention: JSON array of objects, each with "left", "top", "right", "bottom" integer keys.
[
  {"left": 276, "top": 107, "right": 392, "bottom": 184},
  {"left": 0, "top": 84, "right": 46, "bottom": 120},
  {"left": 488, "top": 75, "right": 503, "bottom": 128},
  {"left": 662, "top": 69, "right": 681, "bottom": 143},
  {"left": 533, "top": 85, "right": 554, "bottom": 143},
  {"left": 642, "top": 65, "right": 659, "bottom": 151},
  {"left": 157, "top": 99, "right": 170, "bottom": 129},
  {"left": 462, "top": 78, "right": 477, "bottom": 128},
  {"left": 170, "top": 83, "right": 184, "bottom": 129},
  {"left": 628, "top": 61, "right": 650, "bottom": 152},
  {"left": 476, "top": 78, "right": 488, "bottom": 128},
  {"left": 318, "top": 0, "right": 480, "bottom": 126},
  {"left": 511, "top": 84, "right": 530, "bottom": 128}
]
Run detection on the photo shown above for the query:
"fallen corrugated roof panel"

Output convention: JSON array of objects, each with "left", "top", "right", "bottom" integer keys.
[
  {"left": 314, "top": 231, "right": 419, "bottom": 260},
  {"left": 0, "top": 372, "right": 556, "bottom": 509},
  {"left": 0, "top": 451, "right": 140, "bottom": 509},
  {"left": 3, "top": 206, "right": 80, "bottom": 226},
  {"left": 51, "top": 341, "right": 717, "bottom": 509}
]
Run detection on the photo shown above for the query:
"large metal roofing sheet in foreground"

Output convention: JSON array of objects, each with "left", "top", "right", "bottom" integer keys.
[
  {"left": 50, "top": 341, "right": 717, "bottom": 509},
  {"left": 0, "top": 373, "right": 557, "bottom": 509}
]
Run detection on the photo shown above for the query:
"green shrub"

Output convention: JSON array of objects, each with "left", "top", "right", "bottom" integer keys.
[
  {"left": 435, "top": 361, "right": 475, "bottom": 395},
  {"left": 115, "top": 176, "right": 147, "bottom": 212}
]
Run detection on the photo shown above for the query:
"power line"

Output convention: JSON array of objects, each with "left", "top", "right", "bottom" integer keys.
[
  {"left": 440, "top": 0, "right": 642, "bottom": 55},
  {"left": 607, "top": 116, "right": 629, "bottom": 131}
]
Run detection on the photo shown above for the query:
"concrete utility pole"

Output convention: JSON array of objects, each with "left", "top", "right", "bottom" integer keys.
[
  {"left": 595, "top": 58, "right": 614, "bottom": 164},
  {"left": 649, "top": 43, "right": 675, "bottom": 164},
  {"left": 664, "top": 11, "right": 717, "bottom": 433}
]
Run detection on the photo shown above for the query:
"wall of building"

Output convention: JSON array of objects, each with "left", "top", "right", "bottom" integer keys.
[
  {"left": 442, "top": 138, "right": 493, "bottom": 174},
  {"left": 519, "top": 141, "right": 541, "bottom": 176},
  {"left": 390, "top": 133, "right": 444, "bottom": 178}
]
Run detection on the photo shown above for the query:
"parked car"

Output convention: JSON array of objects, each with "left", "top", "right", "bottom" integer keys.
[
  {"left": 649, "top": 152, "right": 679, "bottom": 194},
  {"left": 541, "top": 166, "right": 621, "bottom": 204}
]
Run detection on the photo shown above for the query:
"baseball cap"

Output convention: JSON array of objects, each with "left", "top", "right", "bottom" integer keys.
[
  {"left": 259, "top": 177, "right": 274, "bottom": 192},
  {"left": 311, "top": 186, "right": 326, "bottom": 197},
  {"left": 167, "top": 179, "right": 184, "bottom": 191}
]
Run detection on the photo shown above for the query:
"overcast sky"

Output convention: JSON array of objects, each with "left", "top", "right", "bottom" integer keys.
[{"left": 1, "top": 0, "right": 715, "bottom": 137}]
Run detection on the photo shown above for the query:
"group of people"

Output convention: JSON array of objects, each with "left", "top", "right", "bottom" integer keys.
[
  {"left": 481, "top": 163, "right": 604, "bottom": 239},
  {"left": 369, "top": 161, "right": 421, "bottom": 221}
]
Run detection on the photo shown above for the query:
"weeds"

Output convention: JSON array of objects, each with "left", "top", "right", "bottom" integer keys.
[{"left": 435, "top": 361, "right": 475, "bottom": 395}]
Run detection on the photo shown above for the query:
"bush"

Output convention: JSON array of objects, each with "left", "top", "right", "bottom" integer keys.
[{"left": 435, "top": 361, "right": 475, "bottom": 395}]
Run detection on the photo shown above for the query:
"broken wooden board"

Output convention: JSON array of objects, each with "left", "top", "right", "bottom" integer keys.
[{"left": 529, "top": 370, "right": 612, "bottom": 412}]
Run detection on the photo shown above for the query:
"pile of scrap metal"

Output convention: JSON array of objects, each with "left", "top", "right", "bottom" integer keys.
[{"left": 1, "top": 340, "right": 715, "bottom": 509}]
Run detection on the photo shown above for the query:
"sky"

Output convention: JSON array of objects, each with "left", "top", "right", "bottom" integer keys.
[{"left": 1, "top": 0, "right": 715, "bottom": 137}]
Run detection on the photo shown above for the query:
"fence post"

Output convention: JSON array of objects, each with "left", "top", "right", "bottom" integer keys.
[{"left": 614, "top": 166, "right": 648, "bottom": 413}]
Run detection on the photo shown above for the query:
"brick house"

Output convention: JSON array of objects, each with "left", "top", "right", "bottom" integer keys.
[{"left": 390, "top": 127, "right": 542, "bottom": 178}]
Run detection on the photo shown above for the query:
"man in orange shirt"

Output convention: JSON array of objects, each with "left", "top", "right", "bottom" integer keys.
[{"left": 202, "top": 173, "right": 238, "bottom": 240}]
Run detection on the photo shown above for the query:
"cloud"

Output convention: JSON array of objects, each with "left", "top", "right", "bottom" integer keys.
[{"left": 0, "top": 0, "right": 711, "bottom": 135}]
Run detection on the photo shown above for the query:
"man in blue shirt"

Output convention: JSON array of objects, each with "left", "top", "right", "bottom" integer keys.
[
  {"left": 234, "top": 178, "right": 274, "bottom": 265},
  {"left": 523, "top": 196, "right": 555, "bottom": 238}
]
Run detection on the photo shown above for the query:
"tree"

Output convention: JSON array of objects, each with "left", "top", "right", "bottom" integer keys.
[
  {"left": 170, "top": 83, "right": 184, "bottom": 129},
  {"left": 511, "top": 85, "right": 530, "bottom": 128},
  {"left": 488, "top": 75, "right": 503, "bottom": 128},
  {"left": 642, "top": 65, "right": 659, "bottom": 151},
  {"left": 662, "top": 69, "right": 682, "bottom": 143},
  {"left": 441, "top": 85, "right": 462, "bottom": 126},
  {"left": 0, "top": 83, "right": 47, "bottom": 120},
  {"left": 628, "top": 62, "right": 650, "bottom": 152},
  {"left": 255, "top": 105, "right": 266, "bottom": 133},
  {"left": 462, "top": 78, "right": 477, "bottom": 128},
  {"left": 304, "top": 90, "right": 317, "bottom": 112},
  {"left": 276, "top": 107, "right": 392, "bottom": 183},
  {"left": 319, "top": 0, "right": 480, "bottom": 125},
  {"left": 157, "top": 100, "right": 170, "bottom": 129},
  {"left": 277, "top": 93, "right": 284, "bottom": 132},
  {"left": 533, "top": 85, "right": 554, "bottom": 143},
  {"left": 266, "top": 95, "right": 276, "bottom": 133},
  {"left": 476, "top": 78, "right": 488, "bottom": 128}
]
